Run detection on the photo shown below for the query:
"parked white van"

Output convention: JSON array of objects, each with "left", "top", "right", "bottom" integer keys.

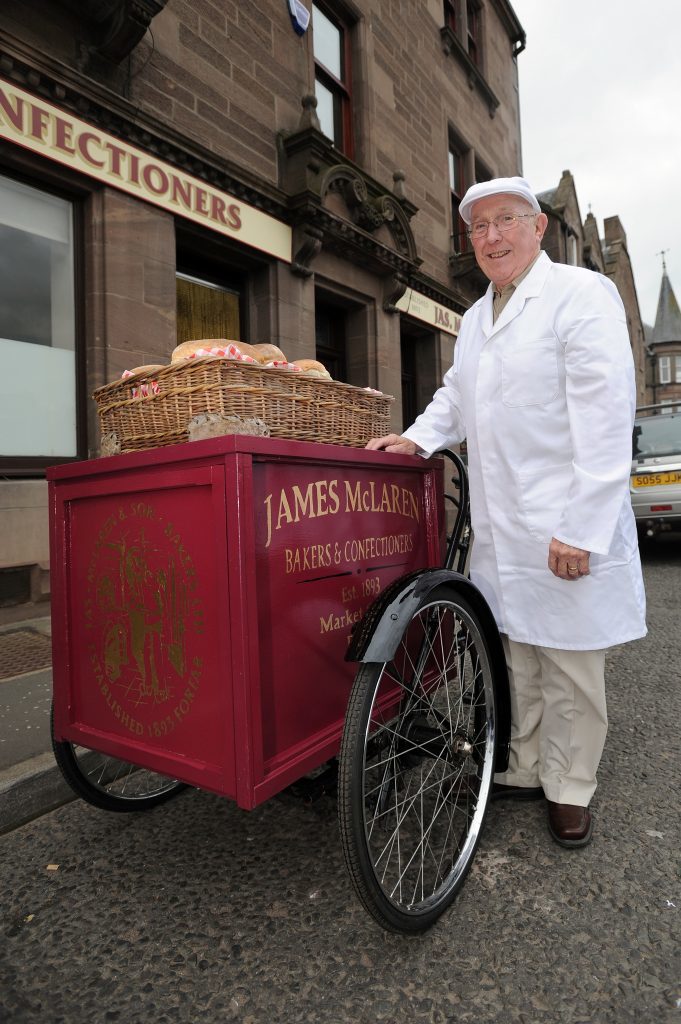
[{"left": 631, "top": 406, "right": 681, "bottom": 540}]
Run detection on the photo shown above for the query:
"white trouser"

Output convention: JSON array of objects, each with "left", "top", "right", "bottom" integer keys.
[{"left": 494, "top": 636, "right": 608, "bottom": 807}]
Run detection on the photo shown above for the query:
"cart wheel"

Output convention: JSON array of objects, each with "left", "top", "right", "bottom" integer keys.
[
  {"left": 339, "top": 587, "right": 497, "bottom": 933},
  {"left": 51, "top": 705, "right": 186, "bottom": 812}
]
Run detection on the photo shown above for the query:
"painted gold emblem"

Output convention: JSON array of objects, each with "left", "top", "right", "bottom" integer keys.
[{"left": 85, "top": 503, "right": 204, "bottom": 737}]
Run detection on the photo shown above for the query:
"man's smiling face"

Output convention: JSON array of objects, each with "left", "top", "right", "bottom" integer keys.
[{"left": 469, "top": 194, "right": 548, "bottom": 289}]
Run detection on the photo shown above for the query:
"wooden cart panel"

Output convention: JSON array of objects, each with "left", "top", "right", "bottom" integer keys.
[{"left": 49, "top": 436, "right": 444, "bottom": 809}]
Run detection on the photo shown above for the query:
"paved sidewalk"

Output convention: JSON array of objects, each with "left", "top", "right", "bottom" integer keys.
[{"left": 0, "top": 615, "right": 78, "bottom": 835}]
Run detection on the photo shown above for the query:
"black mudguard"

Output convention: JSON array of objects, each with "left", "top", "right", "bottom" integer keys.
[{"left": 346, "top": 568, "right": 511, "bottom": 773}]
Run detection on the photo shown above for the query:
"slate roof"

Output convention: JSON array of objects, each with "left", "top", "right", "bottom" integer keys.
[
  {"left": 536, "top": 187, "right": 558, "bottom": 208},
  {"left": 652, "top": 270, "right": 681, "bottom": 344}
]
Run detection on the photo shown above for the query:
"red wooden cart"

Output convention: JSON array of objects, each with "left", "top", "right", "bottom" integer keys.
[{"left": 48, "top": 435, "right": 509, "bottom": 932}]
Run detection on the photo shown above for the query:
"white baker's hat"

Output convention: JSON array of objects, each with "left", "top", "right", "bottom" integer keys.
[{"left": 459, "top": 176, "right": 541, "bottom": 225}]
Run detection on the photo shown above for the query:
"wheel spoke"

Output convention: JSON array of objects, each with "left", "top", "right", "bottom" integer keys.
[
  {"left": 339, "top": 590, "right": 497, "bottom": 931},
  {"left": 76, "top": 750, "right": 178, "bottom": 798},
  {"left": 51, "top": 702, "right": 184, "bottom": 812}
]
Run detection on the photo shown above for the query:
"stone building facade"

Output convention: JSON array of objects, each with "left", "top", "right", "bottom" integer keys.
[
  {"left": 601, "top": 217, "right": 648, "bottom": 409},
  {"left": 0, "top": 0, "right": 526, "bottom": 618},
  {"left": 537, "top": 169, "right": 648, "bottom": 408}
]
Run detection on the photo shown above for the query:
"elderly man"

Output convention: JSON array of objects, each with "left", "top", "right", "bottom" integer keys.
[{"left": 367, "top": 176, "right": 646, "bottom": 848}]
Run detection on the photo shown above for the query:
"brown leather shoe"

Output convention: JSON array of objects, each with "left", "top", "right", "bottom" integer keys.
[{"left": 547, "top": 801, "right": 593, "bottom": 848}]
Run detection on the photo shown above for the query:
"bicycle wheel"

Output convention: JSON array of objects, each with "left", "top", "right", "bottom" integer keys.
[
  {"left": 51, "top": 704, "right": 186, "bottom": 812},
  {"left": 339, "top": 587, "right": 496, "bottom": 932}
]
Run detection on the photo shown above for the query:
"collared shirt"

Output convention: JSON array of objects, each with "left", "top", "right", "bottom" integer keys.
[{"left": 492, "top": 251, "right": 542, "bottom": 322}]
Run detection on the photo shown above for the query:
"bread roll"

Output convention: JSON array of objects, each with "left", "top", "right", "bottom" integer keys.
[
  {"left": 252, "top": 343, "right": 287, "bottom": 363},
  {"left": 226, "top": 341, "right": 262, "bottom": 362},
  {"left": 293, "top": 359, "right": 332, "bottom": 379},
  {"left": 128, "top": 364, "right": 165, "bottom": 376},
  {"left": 171, "top": 339, "right": 261, "bottom": 363}
]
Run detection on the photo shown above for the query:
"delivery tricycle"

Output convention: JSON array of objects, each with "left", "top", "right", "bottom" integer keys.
[{"left": 48, "top": 435, "right": 510, "bottom": 933}]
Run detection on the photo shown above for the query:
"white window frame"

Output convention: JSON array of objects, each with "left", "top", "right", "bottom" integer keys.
[
  {"left": 659, "top": 355, "right": 671, "bottom": 384},
  {"left": 312, "top": 3, "right": 353, "bottom": 156}
]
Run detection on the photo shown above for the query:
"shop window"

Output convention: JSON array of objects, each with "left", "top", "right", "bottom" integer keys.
[
  {"left": 659, "top": 356, "right": 671, "bottom": 384},
  {"left": 312, "top": 3, "right": 354, "bottom": 157},
  {"left": 176, "top": 272, "right": 242, "bottom": 345},
  {"left": 315, "top": 299, "right": 347, "bottom": 382},
  {"left": 0, "top": 175, "right": 77, "bottom": 464}
]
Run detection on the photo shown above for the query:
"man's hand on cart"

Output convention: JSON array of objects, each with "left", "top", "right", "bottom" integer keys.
[{"left": 366, "top": 434, "right": 421, "bottom": 455}]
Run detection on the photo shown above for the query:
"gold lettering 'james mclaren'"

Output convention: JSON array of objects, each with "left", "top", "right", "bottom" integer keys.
[{"left": 264, "top": 479, "right": 419, "bottom": 547}]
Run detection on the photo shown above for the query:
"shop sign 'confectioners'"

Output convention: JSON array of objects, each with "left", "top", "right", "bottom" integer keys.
[
  {"left": 0, "top": 76, "right": 460, "bottom": 335},
  {"left": 0, "top": 76, "right": 292, "bottom": 263}
]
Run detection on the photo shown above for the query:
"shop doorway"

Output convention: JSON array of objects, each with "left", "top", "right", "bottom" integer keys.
[
  {"left": 400, "top": 320, "right": 439, "bottom": 430},
  {"left": 176, "top": 272, "right": 242, "bottom": 345},
  {"left": 315, "top": 296, "right": 348, "bottom": 382}
]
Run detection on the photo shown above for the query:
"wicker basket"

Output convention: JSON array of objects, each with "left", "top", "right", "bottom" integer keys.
[{"left": 94, "top": 358, "right": 394, "bottom": 453}]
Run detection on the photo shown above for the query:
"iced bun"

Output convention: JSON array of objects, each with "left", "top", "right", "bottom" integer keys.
[
  {"left": 293, "top": 359, "right": 332, "bottom": 379},
  {"left": 171, "top": 339, "right": 261, "bottom": 362}
]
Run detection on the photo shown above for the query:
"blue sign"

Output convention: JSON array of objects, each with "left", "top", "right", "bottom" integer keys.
[{"left": 288, "top": 0, "right": 310, "bottom": 35}]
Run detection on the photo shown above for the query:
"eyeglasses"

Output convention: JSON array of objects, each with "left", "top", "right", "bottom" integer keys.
[{"left": 467, "top": 213, "right": 537, "bottom": 239}]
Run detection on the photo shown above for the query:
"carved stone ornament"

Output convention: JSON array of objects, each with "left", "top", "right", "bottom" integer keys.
[
  {"left": 382, "top": 273, "right": 409, "bottom": 315},
  {"left": 292, "top": 224, "right": 324, "bottom": 278},
  {"left": 319, "top": 164, "right": 419, "bottom": 263},
  {"left": 57, "top": 0, "right": 168, "bottom": 64},
  {"left": 281, "top": 108, "right": 421, "bottom": 279}
]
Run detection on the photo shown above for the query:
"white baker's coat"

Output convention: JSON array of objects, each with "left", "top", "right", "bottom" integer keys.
[{"left": 403, "top": 252, "right": 647, "bottom": 649}]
